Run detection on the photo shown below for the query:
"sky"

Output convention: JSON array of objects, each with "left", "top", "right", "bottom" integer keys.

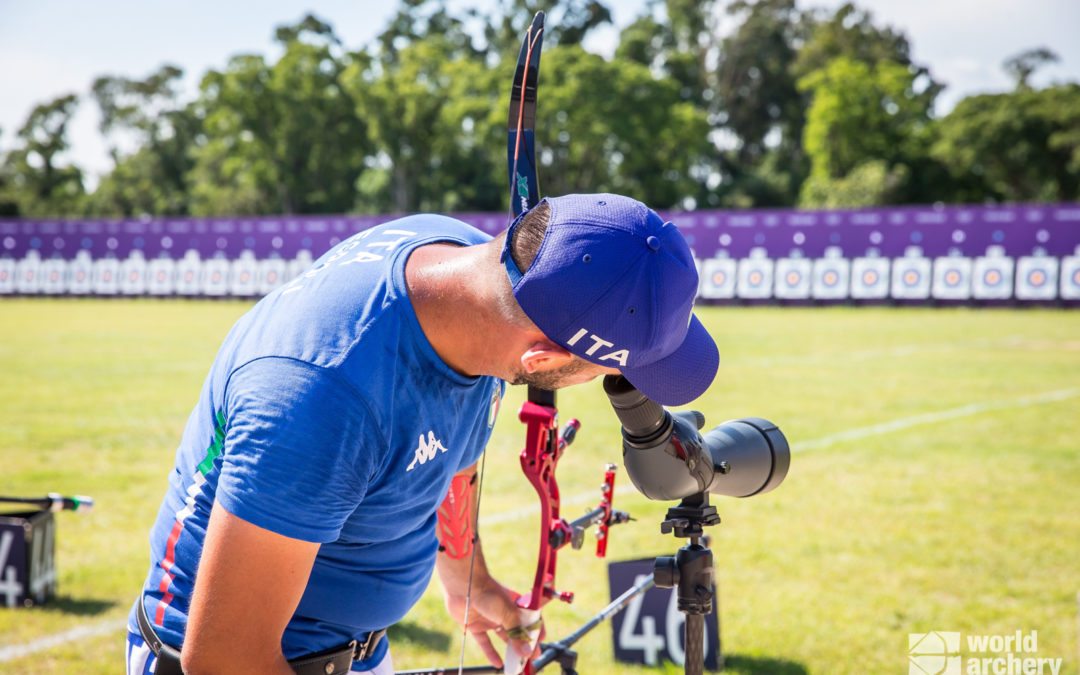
[{"left": 1, "top": 0, "right": 1078, "bottom": 188}]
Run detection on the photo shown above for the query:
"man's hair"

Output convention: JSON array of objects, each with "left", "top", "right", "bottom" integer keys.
[{"left": 509, "top": 201, "right": 550, "bottom": 273}]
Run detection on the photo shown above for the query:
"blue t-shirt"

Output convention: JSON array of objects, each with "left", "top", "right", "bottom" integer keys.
[{"left": 128, "top": 215, "right": 506, "bottom": 660}]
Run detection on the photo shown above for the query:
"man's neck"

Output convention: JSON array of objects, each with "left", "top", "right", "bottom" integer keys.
[{"left": 404, "top": 242, "right": 504, "bottom": 379}]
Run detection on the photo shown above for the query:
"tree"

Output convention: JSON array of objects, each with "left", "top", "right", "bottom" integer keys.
[
  {"left": 792, "top": 3, "right": 926, "bottom": 81},
  {"left": 714, "top": 0, "right": 804, "bottom": 165},
  {"left": 931, "top": 83, "right": 1080, "bottom": 203},
  {"left": 797, "top": 56, "right": 936, "bottom": 206},
  {"left": 481, "top": 0, "right": 612, "bottom": 57},
  {"left": 344, "top": 32, "right": 504, "bottom": 213},
  {"left": 710, "top": 0, "right": 808, "bottom": 206},
  {"left": 188, "top": 14, "right": 370, "bottom": 215},
  {"left": 1003, "top": 47, "right": 1060, "bottom": 90},
  {"left": 537, "top": 45, "right": 711, "bottom": 208},
  {"left": 89, "top": 65, "right": 198, "bottom": 216},
  {"left": 2, "top": 94, "right": 86, "bottom": 216}
]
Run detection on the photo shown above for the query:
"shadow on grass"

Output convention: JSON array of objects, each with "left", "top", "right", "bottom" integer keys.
[
  {"left": 721, "top": 653, "right": 809, "bottom": 675},
  {"left": 37, "top": 595, "right": 117, "bottom": 617},
  {"left": 388, "top": 621, "right": 452, "bottom": 651}
]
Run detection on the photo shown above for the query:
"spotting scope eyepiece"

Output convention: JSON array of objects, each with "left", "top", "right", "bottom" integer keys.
[{"left": 603, "top": 375, "right": 790, "bottom": 501}]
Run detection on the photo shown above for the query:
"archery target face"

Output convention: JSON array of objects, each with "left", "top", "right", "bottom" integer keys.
[
  {"left": 148, "top": 259, "right": 176, "bottom": 295},
  {"left": 92, "top": 258, "right": 119, "bottom": 295},
  {"left": 737, "top": 258, "right": 774, "bottom": 299},
  {"left": 176, "top": 256, "right": 201, "bottom": 295},
  {"left": 931, "top": 257, "right": 972, "bottom": 300},
  {"left": 972, "top": 255, "right": 1014, "bottom": 300},
  {"left": 775, "top": 258, "right": 812, "bottom": 299},
  {"left": 258, "top": 258, "right": 288, "bottom": 295},
  {"left": 1061, "top": 256, "right": 1080, "bottom": 299},
  {"left": 812, "top": 258, "right": 850, "bottom": 299},
  {"left": 202, "top": 259, "right": 230, "bottom": 296},
  {"left": 891, "top": 257, "right": 932, "bottom": 299},
  {"left": 230, "top": 255, "right": 258, "bottom": 296},
  {"left": 1015, "top": 256, "right": 1058, "bottom": 300},
  {"left": 15, "top": 255, "right": 42, "bottom": 294},
  {"left": 0, "top": 258, "right": 15, "bottom": 294},
  {"left": 120, "top": 257, "right": 147, "bottom": 295},
  {"left": 69, "top": 257, "right": 92, "bottom": 294},
  {"left": 851, "top": 258, "right": 890, "bottom": 299},
  {"left": 41, "top": 259, "right": 66, "bottom": 294},
  {"left": 699, "top": 257, "right": 736, "bottom": 299}
]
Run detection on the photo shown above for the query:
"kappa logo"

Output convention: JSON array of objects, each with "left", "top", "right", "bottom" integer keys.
[
  {"left": 406, "top": 431, "right": 449, "bottom": 472},
  {"left": 567, "top": 328, "right": 630, "bottom": 366}
]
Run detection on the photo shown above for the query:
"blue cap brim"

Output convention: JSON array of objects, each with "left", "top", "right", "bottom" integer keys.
[{"left": 620, "top": 314, "right": 719, "bottom": 406}]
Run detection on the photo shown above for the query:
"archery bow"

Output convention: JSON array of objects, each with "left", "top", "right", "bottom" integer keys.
[
  {"left": 489, "top": 11, "right": 634, "bottom": 673},
  {"left": 399, "top": 13, "right": 634, "bottom": 675}
]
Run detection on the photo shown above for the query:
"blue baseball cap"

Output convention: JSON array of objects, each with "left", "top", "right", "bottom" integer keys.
[{"left": 501, "top": 193, "right": 719, "bottom": 406}]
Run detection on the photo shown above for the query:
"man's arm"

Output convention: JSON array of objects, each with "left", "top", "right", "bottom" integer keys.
[
  {"left": 181, "top": 500, "right": 320, "bottom": 674},
  {"left": 436, "top": 464, "right": 541, "bottom": 670}
]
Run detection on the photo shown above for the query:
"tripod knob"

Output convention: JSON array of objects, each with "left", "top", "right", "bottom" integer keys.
[{"left": 652, "top": 555, "right": 679, "bottom": 588}]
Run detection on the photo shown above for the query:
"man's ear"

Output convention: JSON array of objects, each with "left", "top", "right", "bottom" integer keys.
[{"left": 520, "top": 340, "right": 574, "bottom": 374}]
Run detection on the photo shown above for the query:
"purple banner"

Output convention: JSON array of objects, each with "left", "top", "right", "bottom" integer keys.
[
  {"left": 2, "top": 204, "right": 1078, "bottom": 302},
  {"left": 2, "top": 204, "right": 1078, "bottom": 262}
]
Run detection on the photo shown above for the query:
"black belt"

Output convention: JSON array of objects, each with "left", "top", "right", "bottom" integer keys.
[{"left": 136, "top": 595, "right": 387, "bottom": 675}]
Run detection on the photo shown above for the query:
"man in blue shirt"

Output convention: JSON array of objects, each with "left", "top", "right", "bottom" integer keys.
[{"left": 127, "top": 193, "right": 719, "bottom": 674}]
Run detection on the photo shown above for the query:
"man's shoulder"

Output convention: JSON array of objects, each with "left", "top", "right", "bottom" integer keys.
[{"left": 376, "top": 213, "right": 493, "bottom": 246}]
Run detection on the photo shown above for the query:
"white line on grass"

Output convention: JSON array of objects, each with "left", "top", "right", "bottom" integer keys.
[
  {"left": 0, "top": 618, "right": 126, "bottom": 663},
  {"left": 790, "top": 387, "right": 1080, "bottom": 453},
  {"left": 6, "top": 387, "right": 1078, "bottom": 662}
]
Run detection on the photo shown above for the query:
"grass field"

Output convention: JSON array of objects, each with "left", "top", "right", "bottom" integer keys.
[{"left": 0, "top": 299, "right": 1078, "bottom": 674}]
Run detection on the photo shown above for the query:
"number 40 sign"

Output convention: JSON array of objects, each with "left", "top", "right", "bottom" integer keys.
[{"left": 608, "top": 558, "right": 722, "bottom": 670}]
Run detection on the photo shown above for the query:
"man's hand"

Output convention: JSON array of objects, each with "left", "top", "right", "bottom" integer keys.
[
  {"left": 442, "top": 573, "right": 544, "bottom": 672},
  {"left": 436, "top": 464, "right": 543, "bottom": 673}
]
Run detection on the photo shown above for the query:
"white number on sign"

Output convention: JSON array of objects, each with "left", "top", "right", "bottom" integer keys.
[
  {"left": 617, "top": 574, "right": 666, "bottom": 665},
  {"left": 0, "top": 531, "right": 26, "bottom": 607},
  {"left": 28, "top": 518, "right": 56, "bottom": 602}
]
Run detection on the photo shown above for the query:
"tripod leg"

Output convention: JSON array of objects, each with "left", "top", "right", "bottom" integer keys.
[{"left": 684, "top": 614, "right": 704, "bottom": 675}]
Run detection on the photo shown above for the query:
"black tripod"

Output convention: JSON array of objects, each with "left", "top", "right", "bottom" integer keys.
[{"left": 652, "top": 491, "right": 723, "bottom": 675}]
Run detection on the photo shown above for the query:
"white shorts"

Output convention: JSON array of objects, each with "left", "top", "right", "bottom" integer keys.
[{"left": 126, "top": 631, "right": 394, "bottom": 674}]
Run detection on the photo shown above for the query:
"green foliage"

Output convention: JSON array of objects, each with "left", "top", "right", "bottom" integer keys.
[
  {"left": 715, "top": 0, "right": 804, "bottom": 165},
  {"left": 1, "top": 94, "right": 86, "bottom": 217},
  {"left": 539, "top": 45, "right": 711, "bottom": 207},
  {"left": 188, "top": 15, "right": 370, "bottom": 216},
  {"left": 88, "top": 65, "right": 197, "bottom": 216},
  {"left": 799, "top": 159, "right": 906, "bottom": 208},
  {"left": 344, "top": 31, "right": 501, "bottom": 213},
  {"left": 1003, "top": 47, "right": 1060, "bottom": 90},
  {"left": 0, "top": 0, "right": 1077, "bottom": 216},
  {"left": 792, "top": 2, "right": 924, "bottom": 81},
  {"left": 931, "top": 83, "right": 1080, "bottom": 203},
  {"left": 798, "top": 56, "right": 936, "bottom": 206}
]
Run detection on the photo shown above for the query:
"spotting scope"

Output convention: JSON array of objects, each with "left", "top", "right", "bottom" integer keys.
[{"left": 603, "top": 375, "right": 790, "bottom": 501}]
